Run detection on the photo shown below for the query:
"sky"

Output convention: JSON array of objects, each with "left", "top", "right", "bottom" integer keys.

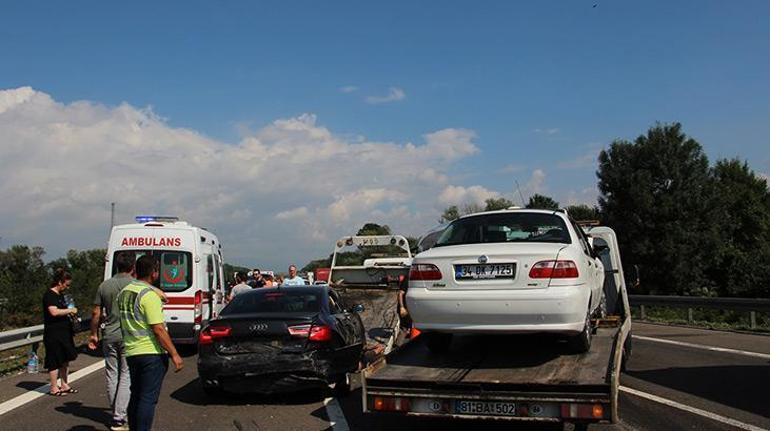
[{"left": 1, "top": 1, "right": 769, "bottom": 269}]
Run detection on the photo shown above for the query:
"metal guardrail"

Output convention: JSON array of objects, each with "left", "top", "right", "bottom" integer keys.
[
  {"left": 0, "top": 317, "right": 91, "bottom": 353},
  {"left": 629, "top": 295, "right": 770, "bottom": 328}
]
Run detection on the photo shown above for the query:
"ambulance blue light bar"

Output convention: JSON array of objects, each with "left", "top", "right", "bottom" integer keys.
[{"left": 135, "top": 215, "right": 179, "bottom": 223}]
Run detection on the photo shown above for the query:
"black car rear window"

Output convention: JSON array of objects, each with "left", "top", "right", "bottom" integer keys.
[
  {"left": 223, "top": 290, "right": 322, "bottom": 314},
  {"left": 435, "top": 212, "right": 572, "bottom": 246}
]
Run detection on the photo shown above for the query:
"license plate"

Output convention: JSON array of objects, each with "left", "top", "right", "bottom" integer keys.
[
  {"left": 455, "top": 263, "right": 515, "bottom": 279},
  {"left": 455, "top": 400, "right": 516, "bottom": 416}
]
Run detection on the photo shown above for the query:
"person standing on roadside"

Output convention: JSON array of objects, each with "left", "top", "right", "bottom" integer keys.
[
  {"left": 87, "top": 251, "right": 135, "bottom": 431},
  {"left": 282, "top": 264, "right": 306, "bottom": 286},
  {"left": 43, "top": 268, "right": 79, "bottom": 396},
  {"left": 118, "top": 255, "right": 183, "bottom": 431},
  {"left": 228, "top": 272, "right": 251, "bottom": 301}
]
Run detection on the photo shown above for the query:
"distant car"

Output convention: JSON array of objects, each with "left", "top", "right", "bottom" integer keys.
[
  {"left": 197, "top": 286, "right": 366, "bottom": 395},
  {"left": 406, "top": 209, "right": 605, "bottom": 353}
]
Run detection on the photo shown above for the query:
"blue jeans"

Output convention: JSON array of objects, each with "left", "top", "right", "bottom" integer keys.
[{"left": 126, "top": 354, "right": 168, "bottom": 431}]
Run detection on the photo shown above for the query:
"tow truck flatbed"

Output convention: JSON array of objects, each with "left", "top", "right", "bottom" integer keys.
[{"left": 361, "top": 226, "right": 632, "bottom": 429}]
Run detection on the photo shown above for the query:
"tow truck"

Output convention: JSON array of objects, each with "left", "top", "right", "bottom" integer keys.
[{"left": 360, "top": 226, "right": 632, "bottom": 430}]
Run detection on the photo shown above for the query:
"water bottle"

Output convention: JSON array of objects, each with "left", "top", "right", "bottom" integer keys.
[{"left": 27, "top": 351, "right": 38, "bottom": 374}]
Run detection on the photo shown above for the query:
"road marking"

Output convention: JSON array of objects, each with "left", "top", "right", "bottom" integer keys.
[
  {"left": 323, "top": 397, "right": 350, "bottom": 431},
  {"left": 620, "top": 386, "right": 766, "bottom": 431},
  {"left": 633, "top": 335, "right": 770, "bottom": 360},
  {"left": 0, "top": 360, "right": 105, "bottom": 417}
]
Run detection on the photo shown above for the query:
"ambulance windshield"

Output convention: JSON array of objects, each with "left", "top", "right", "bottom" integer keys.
[{"left": 112, "top": 250, "right": 193, "bottom": 292}]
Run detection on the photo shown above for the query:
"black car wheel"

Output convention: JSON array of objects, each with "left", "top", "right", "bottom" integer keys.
[{"left": 424, "top": 332, "right": 453, "bottom": 354}]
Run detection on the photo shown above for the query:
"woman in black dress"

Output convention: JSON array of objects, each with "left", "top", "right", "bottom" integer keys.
[{"left": 43, "top": 268, "right": 79, "bottom": 396}]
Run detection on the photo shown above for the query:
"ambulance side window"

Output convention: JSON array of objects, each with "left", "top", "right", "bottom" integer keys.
[
  {"left": 206, "top": 255, "right": 214, "bottom": 292},
  {"left": 214, "top": 254, "right": 223, "bottom": 292}
]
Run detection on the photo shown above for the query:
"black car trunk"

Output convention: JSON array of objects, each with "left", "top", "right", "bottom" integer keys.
[{"left": 211, "top": 313, "right": 318, "bottom": 355}]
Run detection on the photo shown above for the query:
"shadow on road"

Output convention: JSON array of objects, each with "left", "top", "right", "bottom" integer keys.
[
  {"left": 170, "top": 376, "right": 328, "bottom": 406},
  {"left": 16, "top": 381, "right": 45, "bottom": 391},
  {"left": 626, "top": 364, "right": 770, "bottom": 417},
  {"left": 54, "top": 400, "right": 111, "bottom": 427}
]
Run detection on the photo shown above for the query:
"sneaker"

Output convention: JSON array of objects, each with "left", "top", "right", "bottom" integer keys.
[{"left": 110, "top": 420, "right": 129, "bottom": 431}]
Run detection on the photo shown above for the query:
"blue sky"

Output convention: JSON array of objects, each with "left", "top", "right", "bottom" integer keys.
[{"left": 1, "top": 1, "right": 769, "bottom": 267}]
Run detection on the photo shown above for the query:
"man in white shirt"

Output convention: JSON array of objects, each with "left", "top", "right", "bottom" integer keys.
[
  {"left": 228, "top": 273, "right": 252, "bottom": 301},
  {"left": 282, "top": 265, "right": 306, "bottom": 286}
]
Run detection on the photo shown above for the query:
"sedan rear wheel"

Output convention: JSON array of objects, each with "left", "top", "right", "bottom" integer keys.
[{"left": 567, "top": 307, "right": 592, "bottom": 354}]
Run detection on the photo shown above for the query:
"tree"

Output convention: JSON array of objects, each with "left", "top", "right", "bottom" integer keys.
[
  {"left": 565, "top": 204, "right": 600, "bottom": 221},
  {"left": 484, "top": 197, "right": 514, "bottom": 211},
  {"left": 357, "top": 223, "right": 391, "bottom": 236},
  {"left": 526, "top": 194, "right": 559, "bottom": 210},
  {"left": 707, "top": 159, "right": 770, "bottom": 297},
  {"left": 0, "top": 245, "right": 49, "bottom": 328},
  {"left": 597, "top": 122, "right": 717, "bottom": 295},
  {"left": 440, "top": 205, "right": 460, "bottom": 223}
]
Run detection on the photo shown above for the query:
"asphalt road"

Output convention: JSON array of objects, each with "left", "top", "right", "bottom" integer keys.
[{"left": 1, "top": 322, "right": 768, "bottom": 431}]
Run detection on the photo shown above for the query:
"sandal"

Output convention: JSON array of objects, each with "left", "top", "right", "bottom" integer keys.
[
  {"left": 48, "top": 390, "right": 67, "bottom": 396},
  {"left": 61, "top": 387, "right": 79, "bottom": 394}
]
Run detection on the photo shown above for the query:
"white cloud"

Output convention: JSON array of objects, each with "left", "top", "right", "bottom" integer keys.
[
  {"left": 365, "top": 87, "right": 406, "bottom": 104},
  {"left": 534, "top": 128, "right": 559, "bottom": 135},
  {"left": 564, "top": 187, "right": 599, "bottom": 206},
  {"left": 524, "top": 169, "right": 547, "bottom": 195},
  {"left": 438, "top": 185, "right": 498, "bottom": 207},
  {"left": 0, "top": 87, "right": 488, "bottom": 268},
  {"left": 339, "top": 86, "right": 358, "bottom": 93},
  {"left": 497, "top": 163, "right": 525, "bottom": 174}
]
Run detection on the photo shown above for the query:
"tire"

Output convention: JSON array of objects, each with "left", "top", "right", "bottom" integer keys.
[
  {"left": 567, "top": 307, "right": 593, "bottom": 354},
  {"left": 424, "top": 332, "right": 453, "bottom": 354},
  {"left": 333, "top": 372, "right": 351, "bottom": 397}
]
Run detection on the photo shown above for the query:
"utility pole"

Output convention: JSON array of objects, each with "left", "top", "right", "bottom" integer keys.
[{"left": 110, "top": 202, "right": 115, "bottom": 230}]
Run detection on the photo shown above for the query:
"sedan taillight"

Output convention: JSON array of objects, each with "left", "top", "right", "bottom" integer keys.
[
  {"left": 199, "top": 324, "right": 231, "bottom": 345},
  {"left": 529, "top": 260, "right": 579, "bottom": 279},
  {"left": 288, "top": 324, "right": 333, "bottom": 342},
  {"left": 409, "top": 264, "right": 442, "bottom": 281}
]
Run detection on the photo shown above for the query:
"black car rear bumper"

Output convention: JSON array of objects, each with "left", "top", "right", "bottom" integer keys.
[{"left": 198, "top": 349, "right": 342, "bottom": 393}]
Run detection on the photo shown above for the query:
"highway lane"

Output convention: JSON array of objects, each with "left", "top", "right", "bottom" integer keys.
[{"left": 0, "top": 323, "right": 767, "bottom": 430}]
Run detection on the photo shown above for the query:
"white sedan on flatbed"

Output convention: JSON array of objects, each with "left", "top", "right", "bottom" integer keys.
[{"left": 406, "top": 208, "right": 605, "bottom": 353}]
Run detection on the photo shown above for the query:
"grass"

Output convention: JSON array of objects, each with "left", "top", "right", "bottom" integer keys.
[{"left": 630, "top": 306, "right": 770, "bottom": 333}]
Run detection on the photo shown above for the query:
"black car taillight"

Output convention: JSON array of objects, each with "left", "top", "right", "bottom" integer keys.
[
  {"left": 288, "top": 324, "right": 333, "bottom": 342},
  {"left": 199, "top": 325, "right": 231, "bottom": 345}
]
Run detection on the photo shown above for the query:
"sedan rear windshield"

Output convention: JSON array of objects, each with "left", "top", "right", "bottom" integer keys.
[
  {"left": 223, "top": 290, "right": 322, "bottom": 315},
  {"left": 435, "top": 212, "right": 571, "bottom": 246}
]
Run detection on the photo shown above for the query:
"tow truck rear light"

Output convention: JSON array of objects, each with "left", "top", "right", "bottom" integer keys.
[
  {"left": 409, "top": 264, "right": 443, "bottom": 281},
  {"left": 560, "top": 403, "right": 605, "bottom": 419},
  {"left": 288, "top": 324, "right": 333, "bottom": 342},
  {"left": 199, "top": 325, "right": 231, "bottom": 345},
  {"left": 372, "top": 396, "right": 411, "bottom": 412},
  {"left": 194, "top": 290, "right": 203, "bottom": 324},
  {"left": 529, "top": 260, "right": 579, "bottom": 278}
]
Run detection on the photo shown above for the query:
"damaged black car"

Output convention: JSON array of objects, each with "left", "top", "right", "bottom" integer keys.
[{"left": 197, "top": 285, "right": 366, "bottom": 396}]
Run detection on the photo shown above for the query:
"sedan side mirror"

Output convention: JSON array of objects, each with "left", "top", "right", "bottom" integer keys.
[{"left": 351, "top": 304, "right": 365, "bottom": 313}]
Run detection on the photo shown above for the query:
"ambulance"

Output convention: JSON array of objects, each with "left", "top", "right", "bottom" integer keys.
[{"left": 104, "top": 216, "right": 227, "bottom": 344}]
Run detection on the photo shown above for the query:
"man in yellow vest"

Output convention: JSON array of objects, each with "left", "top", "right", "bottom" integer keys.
[{"left": 118, "top": 255, "right": 183, "bottom": 431}]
